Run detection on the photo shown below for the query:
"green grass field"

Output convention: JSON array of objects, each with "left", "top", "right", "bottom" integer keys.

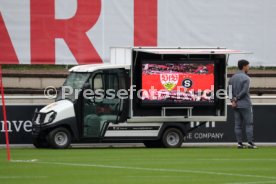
[{"left": 1, "top": 147, "right": 276, "bottom": 184}]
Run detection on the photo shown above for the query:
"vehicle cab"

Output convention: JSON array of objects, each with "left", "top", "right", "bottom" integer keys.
[{"left": 32, "top": 64, "right": 130, "bottom": 148}]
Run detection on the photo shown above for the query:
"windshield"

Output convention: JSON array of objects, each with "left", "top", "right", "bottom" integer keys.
[{"left": 56, "top": 72, "right": 90, "bottom": 102}]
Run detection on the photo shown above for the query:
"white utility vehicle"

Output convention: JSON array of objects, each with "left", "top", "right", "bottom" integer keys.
[{"left": 32, "top": 47, "right": 244, "bottom": 148}]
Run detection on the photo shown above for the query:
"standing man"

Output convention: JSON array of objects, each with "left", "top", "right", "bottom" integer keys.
[{"left": 228, "top": 60, "right": 257, "bottom": 149}]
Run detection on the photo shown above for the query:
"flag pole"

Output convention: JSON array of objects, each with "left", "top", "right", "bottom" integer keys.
[{"left": 0, "top": 65, "right": 11, "bottom": 161}]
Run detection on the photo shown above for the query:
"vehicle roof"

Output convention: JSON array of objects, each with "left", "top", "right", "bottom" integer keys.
[
  {"left": 134, "top": 48, "right": 251, "bottom": 55},
  {"left": 69, "top": 64, "right": 130, "bottom": 72}
]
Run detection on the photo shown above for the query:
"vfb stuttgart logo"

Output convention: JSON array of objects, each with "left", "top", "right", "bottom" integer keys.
[{"left": 160, "top": 74, "right": 179, "bottom": 91}]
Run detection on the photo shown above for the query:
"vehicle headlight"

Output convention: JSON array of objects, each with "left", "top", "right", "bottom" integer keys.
[{"left": 44, "top": 111, "right": 56, "bottom": 124}]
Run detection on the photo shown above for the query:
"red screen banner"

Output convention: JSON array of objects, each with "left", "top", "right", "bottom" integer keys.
[{"left": 142, "top": 63, "right": 214, "bottom": 103}]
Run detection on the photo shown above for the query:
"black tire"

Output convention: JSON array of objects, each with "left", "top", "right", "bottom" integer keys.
[
  {"left": 47, "top": 127, "right": 72, "bottom": 149},
  {"left": 144, "top": 140, "right": 163, "bottom": 148},
  {"left": 162, "top": 128, "right": 183, "bottom": 148},
  {"left": 32, "top": 137, "right": 49, "bottom": 148}
]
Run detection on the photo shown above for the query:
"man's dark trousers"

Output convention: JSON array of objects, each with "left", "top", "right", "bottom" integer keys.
[{"left": 233, "top": 107, "right": 253, "bottom": 142}]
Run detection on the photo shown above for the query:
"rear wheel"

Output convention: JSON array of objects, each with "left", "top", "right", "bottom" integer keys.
[
  {"left": 162, "top": 128, "right": 183, "bottom": 148},
  {"left": 47, "top": 127, "right": 71, "bottom": 149}
]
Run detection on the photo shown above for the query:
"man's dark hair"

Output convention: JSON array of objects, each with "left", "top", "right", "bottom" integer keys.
[{"left": 238, "top": 60, "right": 249, "bottom": 70}]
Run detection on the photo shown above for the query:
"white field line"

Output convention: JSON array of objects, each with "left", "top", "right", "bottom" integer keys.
[
  {"left": 195, "top": 159, "right": 276, "bottom": 161},
  {"left": 11, "top": 159, "right": 38, "bottom": 162},
  {"left": 226, "top": 180, "right": 276, "bottom": 184},
  {"left": 0, "top": 176, "right": 47, "bottom": 179},
  {"left": 101, "top": 158, "right": 276, "bottom": 162},
  {"left": 11, "top": 160, "right": 276, "bottom": 180},
  {"left": 126, "top": 175, "right": 188, "bottom": 178}
]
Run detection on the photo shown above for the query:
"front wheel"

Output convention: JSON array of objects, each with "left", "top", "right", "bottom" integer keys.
[
  {"left": 162, "top": 128, "right": 183, "bottom": 148},
  {"left": 47, "top": 127, "right": 71, "bottom": 149}
]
